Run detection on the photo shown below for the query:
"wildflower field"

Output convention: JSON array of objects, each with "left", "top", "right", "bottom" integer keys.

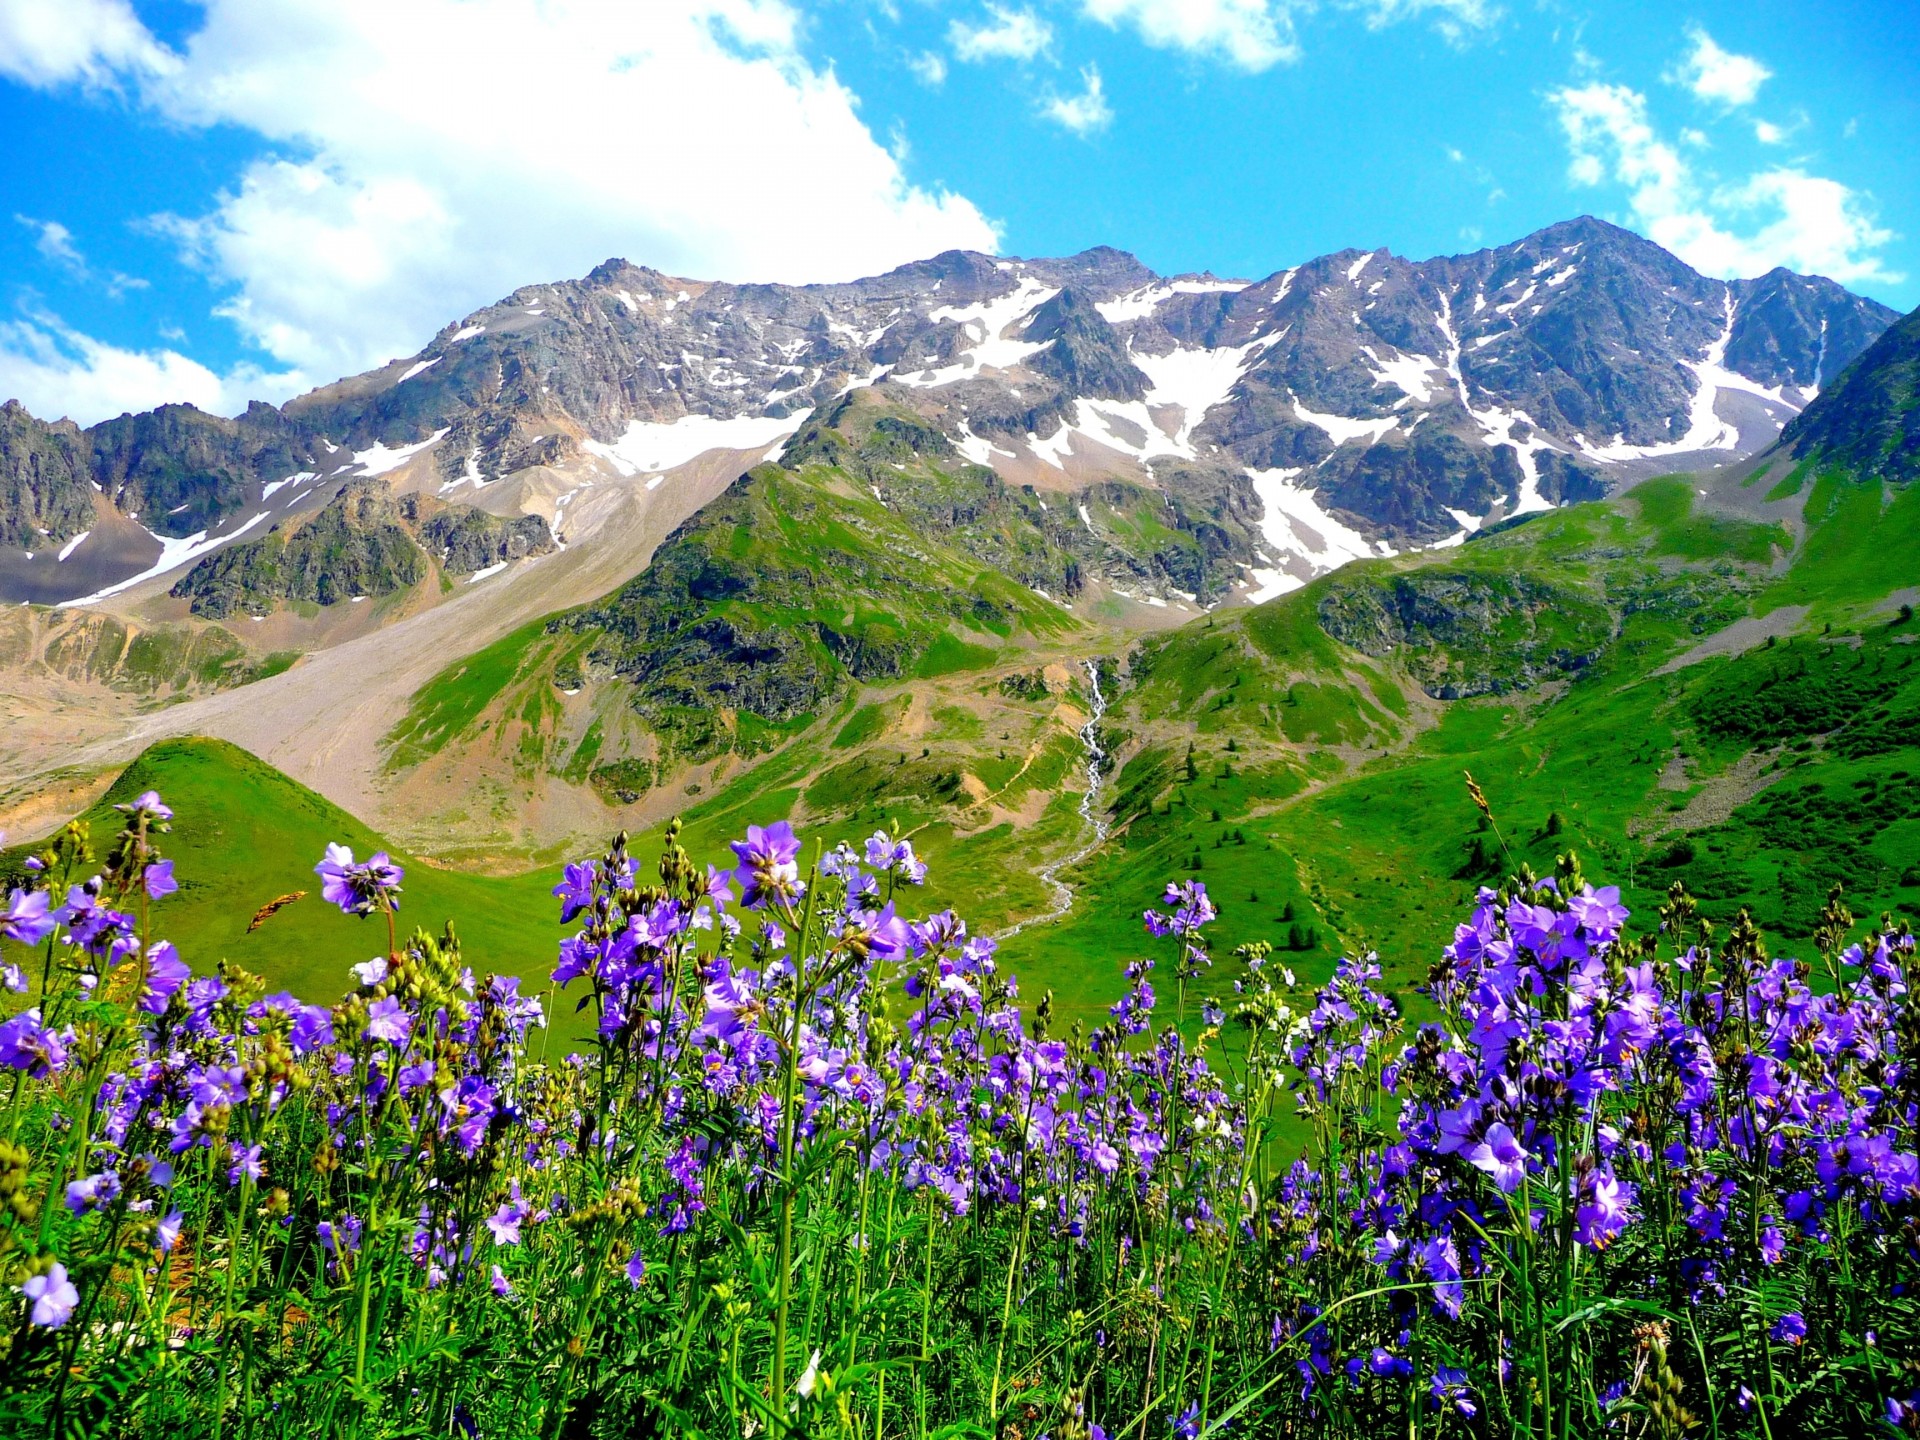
[{"left": 1, "top": 785, "right": 1916, "bottom": 1438}]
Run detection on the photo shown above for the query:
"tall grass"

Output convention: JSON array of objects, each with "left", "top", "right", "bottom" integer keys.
[{"left": 0, "top": 788, "right": 1912, "bottom": 1437}]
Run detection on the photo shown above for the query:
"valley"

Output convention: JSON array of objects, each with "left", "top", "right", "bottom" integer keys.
[{"left": 2, "top": 222, "right": 1916, "bottom": 1037}]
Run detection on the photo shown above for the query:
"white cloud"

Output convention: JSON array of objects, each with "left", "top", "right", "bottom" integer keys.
[
  {"left": 0, "top": 0, "right": 174, "bottom": 88},
  {"left": 0, "top": 307, "right": 304, "bottom": 427},
  {"left": 1754, "top": 119, "right": 1784, "bottom": 145},
  {"left": 16, "top": 0, "right": 999, "bottom": 407},
  {"left": 1078, "top": 0, "right": 1299, "bottom": 72},
  {"left": 1347, "top": 0, "right": 1501, "bottom": 44},
  {"left": 949, "top": 5, "right": 1053, "bottom": 63},
  {"left": 16, "top": 215, "right": 85, "bottom": 272},
  {"left": 1672, "top": 26, "right": 1770, "bottom": 107},
  {"left": 1041, "top": 65, "right": 1113, "bottom": 135},
  {"left": 1552, "top": 80, "right": 1899, "bottom": 286},
  {"left": 908, "top": 50, "right": 948, "bottom": 86},
  {"left": 13, "top": 214, "right": 151, "bottom": 297}
]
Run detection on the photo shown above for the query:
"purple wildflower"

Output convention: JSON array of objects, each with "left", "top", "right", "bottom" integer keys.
[
  {"left": 2, "top": 888, "right": 55, "bottom": 946},
  {"left": 729, "top": 823, "right": 802, "bottom": 910},
  {"left": 143, "top": 859, "right": 178, "bottom": 900},
  {"left": 0, "top": 1008, "right": 67, "bottom": 1077},
  {"left": 1466, "top": 1122, "right": 1531, "bottom": 1193},
  {"left": 20, "top": 1264, "right": 79, "bottom": 1328},
  {"left": 228, "top": 1143, "right": 266, "bottom": 1186},
  {"left": 138, "top": 941, "right": 191, "bottom": 1015},
  {"left": 363, "top": 997, "right": 412, "bottom": 1047},
  {"left": 486, "top": 1202, "right": 523, "bottom": 1246},
  {"left": 315, "top": 843, "right": 404, "bottom": 916}
]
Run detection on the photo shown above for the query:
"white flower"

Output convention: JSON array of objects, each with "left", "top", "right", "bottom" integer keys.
[
  {"left": 351, "top": 956, "right": 389, "bottom": 986},
  {"left": 796, "top": 1349, "right": 822, "bottom": 1398}
]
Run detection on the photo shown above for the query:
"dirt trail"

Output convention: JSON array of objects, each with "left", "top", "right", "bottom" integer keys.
[{"left": 34, "top": 452, "right": 754, "bottom": 833}]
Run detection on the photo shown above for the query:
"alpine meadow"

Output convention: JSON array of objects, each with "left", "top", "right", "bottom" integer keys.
[{"left": 2, "top": 4, "right": 1920, "bottom": 1437}]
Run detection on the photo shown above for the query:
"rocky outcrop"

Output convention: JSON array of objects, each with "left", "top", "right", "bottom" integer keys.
[
  {"left": 170, "top": 481, "right": 555, "bottom": 618},
  {"left": 170, "top": 480, "right": 425, "bottom": 617},
  {"left": 404, "top": 496, "right": 554, "bottom": 574},
  {"left": 1316, "top": 569, "right": 1615, "bottom": 699},
  {"left": 0, "top": 401, "right": 93, "bottom": 549},
  {"left": 88, "top": 402, "right": 309, "bottom": 539}
]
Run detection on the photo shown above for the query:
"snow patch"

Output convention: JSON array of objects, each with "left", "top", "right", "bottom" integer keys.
[
  {"left": 397, "top": 356, "right": 441, "bottom": 384},
  {"left": 1293, "top": 402, "right": 1398, "bottom": 448},
  {"left": 895, "top": 277, "right": 1058, "bottom": 387},
  {"left": 353, "top": 428, "right": 450, "bottom": 477},
  {"left": 1095, "top": 277, "right": 1248, "bottom": 324},
  {"left": 1361, "top": 346, "right": 1438, "bottom": 405},
  {"left": 60, "top": 510, "right": 273, "bottom": 608},
  {"left": 262, "top": 472, "right": 315, "bottom": 502},
  {"left": 56, "top": 530, "right": 90, "bottom": 562},
  {"left": 449, "top": 324, "right": 486, "bottom": 342},
  {"left": 1347, "top": 253, "right": 1374, "bottom": 283},
  {"left": 582, "top": 412, "right": 804, "bottom": 476},
  {"left": 465, "top": 561, "right": 508, "bottom": 584},
  {"left": 1130, "top": 335, "right": 1274, "bottom": 455},
  {"left": 1435, "top": 297, "right": 1555, "bottom": 515},
  {"left": 1577, "top": 289, "right": 1782, "bottom": 464},
  {"left": 1243, "top": 467, "right": 1394, "bottom": 602}
]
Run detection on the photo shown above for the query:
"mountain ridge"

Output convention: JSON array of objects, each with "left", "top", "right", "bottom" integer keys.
[{"left": 0, "top": 217, "right": 1897, "bottom": 616}]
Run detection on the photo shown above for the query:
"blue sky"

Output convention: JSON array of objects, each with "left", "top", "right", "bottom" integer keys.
[{"left": 1, "top": 0, "right": 1913, "bottom": 426}]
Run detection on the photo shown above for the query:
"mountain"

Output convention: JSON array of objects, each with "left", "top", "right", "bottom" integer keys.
[
  {"left": 1780, "top": 301, "right": 1920, "bottom": 483},
  {"left": 13, "top": 296, "right": 1917, "bottom": 1038},
  {"left": 0, "top": 219, "right": 1896, "bottom": 615}
]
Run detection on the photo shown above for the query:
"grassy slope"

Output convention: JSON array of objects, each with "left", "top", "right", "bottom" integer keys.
[
  {"left": 2, "top": 738, "right": 586, "bottom": 1041},
  {"left": 21, "top": 460, "right": 1918, "bottom": 1046},
  {"left": 1004, "top": 467, "right": 1918, "bottom": 1027}
]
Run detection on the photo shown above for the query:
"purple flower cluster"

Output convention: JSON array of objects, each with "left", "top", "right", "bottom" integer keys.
[{"left": 5, "top": 791, "right": 1917, "bottom": 1437}]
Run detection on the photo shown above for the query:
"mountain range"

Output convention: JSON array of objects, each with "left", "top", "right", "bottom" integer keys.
[
  {"left": 2, "top": 212, "right": 1917, "bottom": 1037},
  {"left": 0, "top": 216, "right": 1897, "bottom": 616}
]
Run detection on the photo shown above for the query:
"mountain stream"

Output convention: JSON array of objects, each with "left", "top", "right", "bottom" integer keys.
[{"left": 994, "top": 659, "right": 1109, "bottom": 941}]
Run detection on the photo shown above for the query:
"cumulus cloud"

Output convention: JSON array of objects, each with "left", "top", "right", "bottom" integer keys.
[
  {"left": 950, "top": 5, "right": 1053, "bottom": 63},
  {"left": 0, "top": 307, "right": 302, "bottom": 427},
  {"left": 0, "top": 0, "right": 173, "bottom": 88},
  {"left": 1672, "top": 27, "right": 1770, "bottom": 107},
  {"left": 1552, "top": 80, "right": 1899, "bottom": 286},
  {"left": 3, "top": 0, "right": 999, "bottom": 412},
  {"left": 1078, "top": 0, "right": 1299, "bottom": 72},
  {"left": 1041, "top": 65, "right": 1113, "bottom": 135}
]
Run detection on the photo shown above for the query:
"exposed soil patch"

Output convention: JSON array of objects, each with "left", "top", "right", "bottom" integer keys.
[{"left": 1654, "top": 606, "right": 1809, "bottom": 675}]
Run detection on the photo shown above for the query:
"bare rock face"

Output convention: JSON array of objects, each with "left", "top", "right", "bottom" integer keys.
[
  {"left": 0, "top": 401, "right": 92, "bottom": 549},
  {"left": 0, "top": 218, "right": 1900, "bottom": 606},
  {"left": 167, "top": 479, "right": 554, "bottom": 618}
]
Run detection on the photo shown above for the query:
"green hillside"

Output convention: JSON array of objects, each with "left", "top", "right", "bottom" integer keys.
[
  {"left": 17, "top": 431, "right": 1920, "bottom": 1046},
  {"left": 1, "top": 738, "right": 587, "bottom": 1041}
]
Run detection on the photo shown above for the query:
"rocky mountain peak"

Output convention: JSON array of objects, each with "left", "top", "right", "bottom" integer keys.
[{"left": 0, "top": 218, "right": 1902, "bottom": 611}]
